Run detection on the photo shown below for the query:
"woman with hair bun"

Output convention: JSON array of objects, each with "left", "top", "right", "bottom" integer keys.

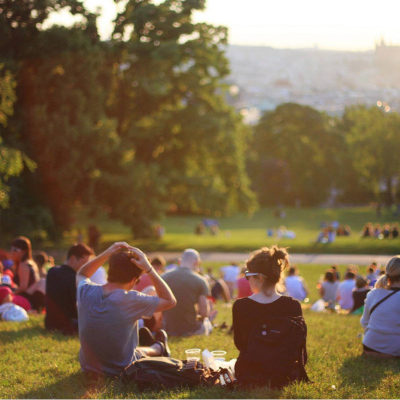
[
  {"left": 233, "top": 246, "right": 307, "bottom": 387},
  {"left": 360, "top": 256, "right": 400, "bottom": 357}
]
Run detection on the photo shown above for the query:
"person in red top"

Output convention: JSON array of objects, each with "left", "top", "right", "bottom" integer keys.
[
  {"left": 236, "top": 267, "right": 253, "bottom": 298},
  {"left": 10, "top": 237, "right": 45, "bottom": 311},
  {"left": 0, "top": 263, "right": 31, "bottom": 311},
  {"left": 134, "top": 256, "right": 166, "bottom": 292}
]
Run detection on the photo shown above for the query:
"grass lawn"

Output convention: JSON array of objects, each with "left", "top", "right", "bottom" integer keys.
[
  {"left": 1, "top": 263, "right": 399, "bottom": 399},
  {"left": 50, "top": 206, "right": 400, "bottom": 256}
]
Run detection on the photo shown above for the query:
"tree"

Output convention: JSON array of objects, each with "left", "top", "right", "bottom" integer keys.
[
  {"left": 102, "top": 0, "right": 257, "bottom": 235},
  {"left": 250, "top": 103, "right": 345, "bottom": 206},
  {"left": 1, "top": 0, "right": 257, "bottom": 240},
  {"left": 0, "top": 0, "right": 115, "bottom": 239},
  {"left": 342, "top": 105, "right": 400, "bottom": 205},
  {"left": 0, "top": 65, "right": 35, "bottom": 209}
]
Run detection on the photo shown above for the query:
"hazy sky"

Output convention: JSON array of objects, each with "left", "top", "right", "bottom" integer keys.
[{"left": 45, "top": 0, "right": 400, "bottom": 51}]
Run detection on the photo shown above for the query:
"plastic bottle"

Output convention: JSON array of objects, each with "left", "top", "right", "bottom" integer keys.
[{"left": 202, "top": 349, "right": 217, "bottom": 370}]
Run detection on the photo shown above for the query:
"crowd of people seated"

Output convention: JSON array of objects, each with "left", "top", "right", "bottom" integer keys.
[
  {"left": 361, "top": 222, "right": 399, "bottom": 239},
  {"left": 1, "top": 234, "right": 399, "bottom": 384}
]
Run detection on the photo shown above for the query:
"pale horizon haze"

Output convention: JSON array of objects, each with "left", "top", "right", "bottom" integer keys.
[{"left": 44, "top": 0, "right": 400, "bottom": 51}]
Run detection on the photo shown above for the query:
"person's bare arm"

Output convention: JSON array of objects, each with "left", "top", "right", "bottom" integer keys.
[
  {"left": 76, "top": 242, "right": 130, "bottom": 286},
  {"left": 198, "top": 295, "right": 210, "bottom": 318},
  {"left": 14, "top": 263, "right": 30, "bottom": 294},
  {"left": 130, "top": 248, "right": 176, "bottom": 312},
  {"left": 319, "top": 286, "right": 325, "bottom": 297}
]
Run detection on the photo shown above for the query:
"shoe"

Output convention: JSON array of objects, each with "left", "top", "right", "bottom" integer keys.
[
  {"left": 219, "top": 321, "right": 228, "bottom": 330},
  {"left": 139, "top": 327, "right": 156, "bottom": 346},
  {"left": 155, "top": 329, "right": 171, "bottom": 357}
]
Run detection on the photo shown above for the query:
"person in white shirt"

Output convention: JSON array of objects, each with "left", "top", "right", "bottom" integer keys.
[
  {"left": 220, "top": 263, "right": 241, "bottom": 297},
  {"left": 361, "top": 256, "right": 400, "bottom": 357},
  {"left": 337, "top": 271, "right": 356, "bottom": 310},
  {"left": 90, "top": 266, "right": 108, "bottom": 285},
  {"left": 284, "top": 266, "right": 309, "bottom": 301}
]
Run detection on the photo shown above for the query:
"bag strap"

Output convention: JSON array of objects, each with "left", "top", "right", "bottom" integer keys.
[{"left": 370, "top": 289, "right": 399, "bottom": 315}]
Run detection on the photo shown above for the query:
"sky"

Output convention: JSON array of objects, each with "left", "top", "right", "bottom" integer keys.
[{"left": 44, "top": 0, "right": 400, "bottom": 51}]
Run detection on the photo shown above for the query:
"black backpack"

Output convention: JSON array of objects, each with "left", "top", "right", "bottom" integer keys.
[
  {"left": 120, "top": 357, "right": 235, "bottom": 389},
  {"left": 235, "top": 316, "right": 309, "bottom": 389}
]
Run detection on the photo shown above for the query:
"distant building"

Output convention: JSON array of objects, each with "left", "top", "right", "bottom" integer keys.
[{"left": 375, "top": 38, "right": 400, "bottom": 60}]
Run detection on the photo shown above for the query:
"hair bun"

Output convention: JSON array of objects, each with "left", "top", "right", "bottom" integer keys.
[{"left": 273, "top": 249, "right": 287, "bottom": 260}]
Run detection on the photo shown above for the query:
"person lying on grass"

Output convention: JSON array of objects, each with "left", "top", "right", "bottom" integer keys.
[{"left": 76, "top": 242, "right": 177, "bottom": 376}]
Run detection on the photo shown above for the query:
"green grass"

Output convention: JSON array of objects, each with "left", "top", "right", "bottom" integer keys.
[
  {"left": 51, "top": 206, "right": 400, "bottom": 255},
  {"left": 1, "top": 263, "right": 399, "bottom": 399}
]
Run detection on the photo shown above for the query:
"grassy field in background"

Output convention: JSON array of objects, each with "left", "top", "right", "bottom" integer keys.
[
  {"left": 51, "top": 206, "right": 400, "bottom": 256},
  {"left": 1, "top": 263, "right": 400, "bottom": 399}
]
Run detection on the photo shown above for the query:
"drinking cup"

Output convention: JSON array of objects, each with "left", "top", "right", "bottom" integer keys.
[
  {"left": 185, "top": 348, "right": 201, "bottom": 361},
  {"left": 211, "top": 350, "right": 227, "bottom": 361}
]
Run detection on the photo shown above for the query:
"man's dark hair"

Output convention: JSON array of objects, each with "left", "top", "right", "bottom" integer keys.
[
  {"left": 151, "top": 256, "right": 166, "bottom": 269},
  {"left": 67, "top": 243, "right": 94, "bottom": 260},
  {"left": 325, "top": 271, "right": 335, "bottom": 283},
  {"left": 346, "top": 272, "right": 355, "bottom": 280},
  {"left": 108, "top": 252, "right": 142, "bottom": 284}
]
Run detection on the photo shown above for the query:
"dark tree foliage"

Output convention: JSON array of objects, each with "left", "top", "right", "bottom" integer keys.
[
  {"left": 249, "top": 103, "right": 345, "bottom": 206},
  {"left": 340, "top": 105, "right": 400, "bottom": 205},
  {"left": 0, "top": 0, "right": 257, "bottom": 240},
  {"left": 98, "top": 0, "right": 257, "bottom": 236}
]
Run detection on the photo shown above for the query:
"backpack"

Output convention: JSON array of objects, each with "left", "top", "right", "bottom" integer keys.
[
  {"left": 120, "top": 357, "right": 235, "bottom": 389},
  {"left": 235, "top": 316, "right": 309, "bottom": 389}
]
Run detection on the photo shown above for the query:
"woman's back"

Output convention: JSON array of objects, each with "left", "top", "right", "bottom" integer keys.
[
  {"left": 233, "top": 296, "right": 302, "bottom": 351},
  {"left": 321, "top": 280, "right": 339, "bottom": 303},
  {"left": 14, "top": 261, "right": 39, "bottom": 288}
]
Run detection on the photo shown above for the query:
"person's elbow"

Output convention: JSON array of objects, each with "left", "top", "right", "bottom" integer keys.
[
  {"left": 156, "top": 296, "right": 176, "bottom": 312},
  {"left": 169, "top": 295, "right": 177, "bottom": 308}
]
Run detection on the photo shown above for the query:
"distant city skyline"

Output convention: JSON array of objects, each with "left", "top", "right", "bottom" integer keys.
[{"left": 44, "top": 0, "right": 400, "bottom": 51}]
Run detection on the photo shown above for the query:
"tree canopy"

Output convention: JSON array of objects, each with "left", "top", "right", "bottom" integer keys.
[
  {"left": 249, "top": 103, "right": 345, "bottom": 206},
  {"left": 0, "top": 0, "right": 256, "bottom": 240}
]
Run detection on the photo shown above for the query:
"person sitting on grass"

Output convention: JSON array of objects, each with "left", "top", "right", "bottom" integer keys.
[
  {"left": 10, "top": 236, "right": 46, "bottom": 311},
  {"left": 134, "top": 256, "right": 166, "bottom": 292},
  {"left": 319, "top": 270, "right": 339, "bottom": 309},
  {"left": 162, "top": 249, "right": 215, "bottom": 336},
  {"left": 350, "top": 276, "right": 370, "bottom": 314},
  {"left": 284, "top": 265, "right": 309, "bottom": 302},
  {"left": 45, "top": 243, "right": 94, "bottom": 334},
  {"left": 360, "top": 256, "right": 400, "bottom": 357},
  {"left": 76, "top": 242, "right": 176, "bottom": 376},
  {"left": 337, "top": 271, "right": 356, "bottom": 311},
  {"left": 233, "top": 246, "right": 308, "bottom": 387},
  {"left": 236, "top": 267, "right": 253, "bottom": 299},
  {"left": 0, "top": 261, "right": 31, "bottom": 311},
  {"left": 33, "top": 251, "right": 49, "bottom": 279}
]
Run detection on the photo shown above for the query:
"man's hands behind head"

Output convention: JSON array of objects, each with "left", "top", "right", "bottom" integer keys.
[{"left": 126, "top": 247, "right": 152, "bottom": 272}]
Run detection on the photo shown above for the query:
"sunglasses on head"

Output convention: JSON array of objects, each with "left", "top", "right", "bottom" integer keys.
[
  {"left": 245, "top": 270, "right": 268, "bottom": 281},
  {"left": 10, "top": 247, "right": 22, "bottom": 252}
]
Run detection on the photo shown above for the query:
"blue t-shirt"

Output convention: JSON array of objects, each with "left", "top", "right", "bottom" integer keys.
[{"left": 77, "top": 279, "right": 159, "bottom": 375}]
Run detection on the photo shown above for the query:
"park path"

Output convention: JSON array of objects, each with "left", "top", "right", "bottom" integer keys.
[{"left": 148, "top": 252, "right": 393, "bottom": 266}]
